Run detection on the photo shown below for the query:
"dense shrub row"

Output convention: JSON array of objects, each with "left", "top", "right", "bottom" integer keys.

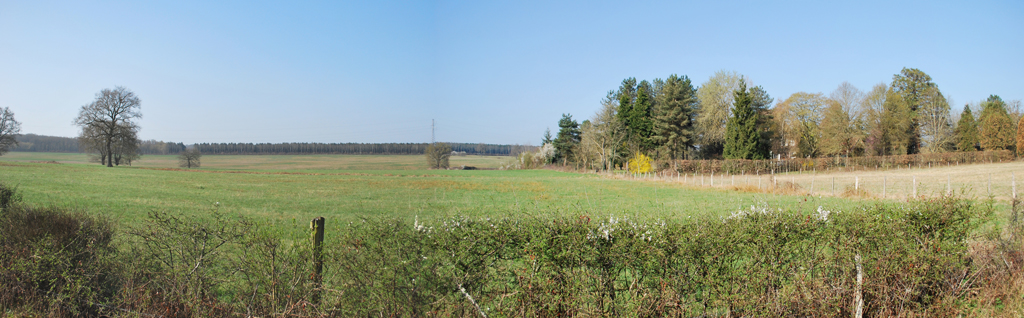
[
  {"left": 656, "top": 150, "right": 1015, "bottom": 174},
  {"left": 2, "top": 181, "right": 1022, "bottom": 317},
  {"left": 331, "top": 198, "right": 1013, "bottom": 317}
]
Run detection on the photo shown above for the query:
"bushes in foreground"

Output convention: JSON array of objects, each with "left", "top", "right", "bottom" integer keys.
[
  {"left": 329, "top": 198, "right": 1009, "bottom": 317},
  {"left": 1, "top": 178, "right": 1023, "bottom": 317}
]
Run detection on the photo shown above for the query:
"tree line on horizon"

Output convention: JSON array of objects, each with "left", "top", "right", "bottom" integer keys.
[
  {"left": 542, "top": 68, "right": 1024, "bottom": 170},
  {"left": 12, "top": 134, "right": 532, "bottom": 157},
  {"left": 193, "top": 142, "right": 531, "bottom": 156}
]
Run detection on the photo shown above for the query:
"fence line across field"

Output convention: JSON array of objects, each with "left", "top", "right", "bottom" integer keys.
[{"left": 630, "top": 168, "right": 1023, "bottom": 202}]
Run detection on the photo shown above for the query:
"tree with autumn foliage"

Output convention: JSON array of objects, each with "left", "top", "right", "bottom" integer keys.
[
  {"left": 978, "top": 95, "right": 1015, "bottom": 151},
  {"left": 1017, "top": 116, "right": 1024, "bottom": 156}
]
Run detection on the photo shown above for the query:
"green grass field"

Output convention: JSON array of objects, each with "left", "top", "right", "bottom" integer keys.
[{"left": 0, "top": 152, "right": 868, "bottom": 228}]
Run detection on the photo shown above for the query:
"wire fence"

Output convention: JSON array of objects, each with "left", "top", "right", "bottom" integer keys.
[{"left": 620, "top": 162, "right": 1024, "bottom": 202}]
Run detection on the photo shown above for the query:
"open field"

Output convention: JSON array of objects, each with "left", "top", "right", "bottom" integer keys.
[
  {"left": 4, "top": 154, "right": 1023, "bottom": 316},
  {"left": 1, "top": 154, "right": 870, "bottom": 228},
  {"left": 0, "top": 151, "right": 512, "bottom": 170}
]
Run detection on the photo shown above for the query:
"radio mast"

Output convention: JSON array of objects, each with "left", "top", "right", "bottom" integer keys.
[{"left": 431, "top": 119, "right": 435, "bottom": 144}]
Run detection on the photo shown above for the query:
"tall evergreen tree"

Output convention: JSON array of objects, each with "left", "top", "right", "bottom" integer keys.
[
  {"left": 557, "top": 113, "right": 581, "bottom": 165},
  {"left": 749, "top": 85, "right": 774, "bottom": 158},
  {"left": 652, "top": 74, "right": 698, "bottom": 160},
  {"left": 954, "top": 105, "right": 978, "bottom": 151},
  {"left": 553, "top": 114, "right": 581, "bottom": 165},
  {"left": 616, "top": 77, "right": 638, "bottom": 126},
  {"left": 724, "top": 80, "right": 766, "bottom": 159},
  {"left": 630, "top": 80, "right": 656, "bottom": 152}
]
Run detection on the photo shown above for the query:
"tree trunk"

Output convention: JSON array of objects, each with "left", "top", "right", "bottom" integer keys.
[{"left": 106, "top": 139, "right": 113, "bottom": 167}]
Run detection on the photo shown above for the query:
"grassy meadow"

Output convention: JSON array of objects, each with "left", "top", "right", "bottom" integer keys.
[
  {"left": 4, "top": 152, "right": 1024, "bottom": 316},
  {"left": 1, "top": 152, "right": 869, "bottom": 227}
]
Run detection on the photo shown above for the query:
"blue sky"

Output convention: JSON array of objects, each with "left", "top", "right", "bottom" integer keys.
[{"left": 1, "top": 0, "right": 1021, "bottom": 145}]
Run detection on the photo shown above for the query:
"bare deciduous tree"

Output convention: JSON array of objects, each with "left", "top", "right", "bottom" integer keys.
[
  {"left": 178, "top": 148, "right": 202, "bottom": 169},
  {"left": 820, "top": 82, "right": 867, "bottom": 157},
  {"left": 581, "top": 91, "right": 625, "bottom": 171},
  {"left": 425, "top": 143, "right": 451, "bottom": 169},
  {"left": 918, "top": 87, "right": 954, "bottom": 153},
  {"left": 0, "top": 107, "right": 22, "bottom": 156},
  {"left": 74, "top": 87, "right": 143, "bottom": 167},
  {"left": 695, "top": 70, "right": 743, "bottom": 158}
]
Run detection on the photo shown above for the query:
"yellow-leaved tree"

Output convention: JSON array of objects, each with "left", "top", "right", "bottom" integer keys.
[{"left": 627, "top": 152, "right": 652, "bottom": 174}]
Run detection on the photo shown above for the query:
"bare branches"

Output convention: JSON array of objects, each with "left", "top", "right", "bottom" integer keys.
[
  {"left": 74, "top": 87, "right": 142, "bottom": 167},
  {"left": 0, "top": 107, "right": 22, "bottom": 155},
  {"left": 178, "top": 148, "right": 202, "bottom": 169}
]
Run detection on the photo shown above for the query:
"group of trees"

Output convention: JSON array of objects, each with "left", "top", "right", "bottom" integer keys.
[{"left": 545, "top": 68, "right": 1023, "bottom": 171}]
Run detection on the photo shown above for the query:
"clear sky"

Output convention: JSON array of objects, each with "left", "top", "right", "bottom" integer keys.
[{"left": 1, "top": 0, "right": 1021, "bottom": 145}]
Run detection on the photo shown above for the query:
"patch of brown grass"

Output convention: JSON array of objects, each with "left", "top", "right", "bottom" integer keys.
[{"left": 841, "top": 185, "right": 874, "bottom": 198}]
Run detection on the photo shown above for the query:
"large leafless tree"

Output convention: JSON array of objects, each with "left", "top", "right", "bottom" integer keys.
[
  {"left": 0, "top": 107, "right": 22, "bottom": 155},
  {"left": 178, "top": 148, "right": 202, "bottom": 169},
  {"left": 74, "top": 87, "right": 142, "bottom": 167}
]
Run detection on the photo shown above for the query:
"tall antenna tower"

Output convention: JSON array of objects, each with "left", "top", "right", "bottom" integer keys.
[{"left": 431, "top": 119, "right": 435, "bottom": 144}]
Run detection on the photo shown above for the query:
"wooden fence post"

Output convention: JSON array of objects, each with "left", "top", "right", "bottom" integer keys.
[
  {"left": 947, "top": 174, "right": 951, "bottom": 196},
  {"left": 311, "top": 216, "right": 325, "bottom": 304},
  {"left": 854, "top": 253, "right": 864, "bottom": 318}
]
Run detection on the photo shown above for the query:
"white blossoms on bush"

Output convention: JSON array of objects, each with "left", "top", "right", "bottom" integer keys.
[
  {"left": 413, "top": 215, "right": 433, "bottom": 233},
  {"left": 815, "top": 206, "right": 832, "bottom": 222}
]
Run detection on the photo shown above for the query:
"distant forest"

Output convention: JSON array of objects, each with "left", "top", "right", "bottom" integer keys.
[
  {"left": 193, "top": 142, "right": 530, "bottom": 155},
  {"left": 14, "top": 134, "right": 531, "bottom": 156}
]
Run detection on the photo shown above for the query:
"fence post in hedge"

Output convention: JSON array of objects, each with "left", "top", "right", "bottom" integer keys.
[
  {"left": 1013, "top": 172, "right": 1017, "bottom": 200},
  {"left": 311, "top": 216, "right": 325, "bottom": 304},
  {"left": 854, "top": 253, "right": 864, "bottom": 318},
  {"left": 913, "top": 176, "right": 917, "bottom": 198},
  {"left": 882, "top": 176, "right": 886, "bottom": 198},
  {"left": 989, "top": 174, "right": 992, "bottom": 196},
  {"left": 947, "top": 174, "right": 951, "bottom": 196},
  {"left": 855, "top": 176, "right": 859, "bottom": 191},
  {"left": 832, "top": 177, "right": 835, "bottom": 196}
]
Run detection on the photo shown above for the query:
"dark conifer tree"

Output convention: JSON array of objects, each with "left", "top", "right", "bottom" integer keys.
[
  {"left": 955, "top": 105, "right": 978, "bottom": 151},
  {"left": 723, "top": 80, "right": 767, "bottom": 159},
  {"left": 652, "top": 74, "right": 697, "bottom": 160},
  {"left": 553, "top": 113, "right": 581, "bottom": 165}
]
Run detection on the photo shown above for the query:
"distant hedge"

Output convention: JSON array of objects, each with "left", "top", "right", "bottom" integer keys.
[{"left": 656, "top": 150, "right": 1015, "bottom": 174}]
